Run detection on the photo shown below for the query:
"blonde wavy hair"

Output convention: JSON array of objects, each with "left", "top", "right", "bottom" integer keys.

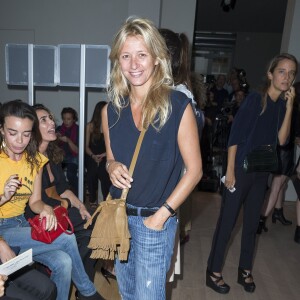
[{"left": 108, "top": 16, "right": 173, "bottom": 130}]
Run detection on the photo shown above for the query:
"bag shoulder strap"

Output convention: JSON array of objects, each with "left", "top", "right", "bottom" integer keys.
[
  {"left": 247, "top": 102, "right": 280, "bottom": 151},
  {"left": 121, "top": 128, "right": 146, "bottom": 200},
  {"left": 84, "top": 129, "right": 146, "bottom": 229}
]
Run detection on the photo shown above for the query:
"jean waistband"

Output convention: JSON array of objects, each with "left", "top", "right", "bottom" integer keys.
[{"left": 126, "top": 206, "right": 158, "bottom": 217}]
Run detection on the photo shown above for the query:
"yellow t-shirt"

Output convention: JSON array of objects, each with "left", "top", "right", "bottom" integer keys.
[{"left": 0, "top": 152, "right": 48, "bottom": 218}]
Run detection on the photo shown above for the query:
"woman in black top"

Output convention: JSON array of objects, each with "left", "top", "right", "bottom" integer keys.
[
  {"left": 257, "top": 88, "right": 300, "bottom": 234},
  {"left": 25, "top": 104, "right": 101, "bottom": 295},
  {"left": 206, "top": 53, "right": 298, "bottom": 294},
  {"left": 85, "top": 101, "right": 111, "bottom": 206},
  {"left": 56, "top": 107, "right": 79, "bottom": 195},
  {"left": 291, "top": 81, "right": 300, "bottom": 243}
]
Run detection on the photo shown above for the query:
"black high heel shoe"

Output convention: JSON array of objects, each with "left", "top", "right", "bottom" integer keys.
[
  {"left": 237, "top": 268, "right": 256, "bottom": 293},
  {"left": 257, "top": 215, "right": 268, "bottom": 234},
  {"left": 272, "top": 208, "right": 292, "bottom": 225},
  {"left": 75, "top": 291, "right": 104, "bottom": 300},
  {"left": 101, "top": 267, "right": 116, "bottom": 284},
  {"left": 206, "top": 269, "right": 230, "bottom": 294}
]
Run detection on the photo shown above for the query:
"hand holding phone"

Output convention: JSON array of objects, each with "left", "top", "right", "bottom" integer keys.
[
  {"left": 221, "top": 176, "right": 236, "bottom": 193},
  {"left": 284, "top": 86, "right": 295, "bottom": 110}
]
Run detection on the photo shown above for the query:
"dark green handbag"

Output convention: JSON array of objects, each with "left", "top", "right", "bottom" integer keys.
[{"left": 243, "top": 144, "right": 278, "bottom": 173}]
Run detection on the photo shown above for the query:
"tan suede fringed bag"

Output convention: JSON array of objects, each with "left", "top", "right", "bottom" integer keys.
[{"left": 84, "top": 128, "right": 146, "bottom": 261}]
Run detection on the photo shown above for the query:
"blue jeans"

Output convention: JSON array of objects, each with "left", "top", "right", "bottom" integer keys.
[
  {"left": 0, "top": 215, "right": 97, "bottom": 300},
  {"left": 115, "top": 204, "right": 178, "bottom": 300}
]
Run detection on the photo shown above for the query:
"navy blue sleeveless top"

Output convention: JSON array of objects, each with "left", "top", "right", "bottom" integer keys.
[{"left": 108, "top": 90, "right": 190, "bottom": 208}]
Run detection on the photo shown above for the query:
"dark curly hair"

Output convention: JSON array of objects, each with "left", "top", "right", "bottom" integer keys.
[
  {"left": 61, "top": 107, "right": 78, "bottom": 122},
  {"left": 0, "top": 100, "right": 42, "bottom": 174},
  {"left": 33, "top": 103, "right": 65, "bottom": 164}
]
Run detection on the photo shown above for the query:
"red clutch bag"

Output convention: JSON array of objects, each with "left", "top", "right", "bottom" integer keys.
[{"left": 28, "top": 206, "right": 74, "bottom": 244}]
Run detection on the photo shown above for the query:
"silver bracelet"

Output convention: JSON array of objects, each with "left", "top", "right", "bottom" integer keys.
[{"left": 106, "top": 160, "right": 114, "bottom": 171}]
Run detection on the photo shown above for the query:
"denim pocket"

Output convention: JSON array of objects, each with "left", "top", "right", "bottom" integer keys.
[{"left": 142, "top": 215, "right": 172, "bottom": 232}]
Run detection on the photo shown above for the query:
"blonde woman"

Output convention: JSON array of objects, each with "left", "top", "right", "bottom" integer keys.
[{"left": 102, "top": 17, "right": 202, "bottom": 299}]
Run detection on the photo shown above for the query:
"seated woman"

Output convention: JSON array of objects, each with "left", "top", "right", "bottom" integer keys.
[
  {"left": 56, "top": 107, "right": 79, "bottom": 195},
  {"left": 25, "top": 103, "right": 97, "bottom": 283},
  {"left": 0, "top": 100, "right": 103, "bottom": 300},
  {"left": 85, "top": 101, "right": 111, "bottom": 207},
  {"left": 1, "top": 267, "right": 56, "bottom": 300},
  {"left": 0, "top": 243, "right": 56, "bottom": 300}
]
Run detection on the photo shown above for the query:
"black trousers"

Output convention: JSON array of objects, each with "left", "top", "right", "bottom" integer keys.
[
  {"left": 86, "top": 158, "right": 111, "bottom": 203},
  {"left": 207, "top": 167, "right": 269, "bottom": 272},
  {"left": 68, "top": 207, "right": 97, "bottom": 282},
  {"left": 5, "top": 267, "right": 57, "bottom": 300}
]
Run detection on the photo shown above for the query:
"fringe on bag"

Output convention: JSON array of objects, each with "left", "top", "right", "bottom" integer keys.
[{"left": 84, "top": 199, "right": 131, "bottom": 261}]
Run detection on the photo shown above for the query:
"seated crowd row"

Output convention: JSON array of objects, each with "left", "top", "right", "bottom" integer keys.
[{"left": 0, "top": 100, "right": 104, "bottom": 300}]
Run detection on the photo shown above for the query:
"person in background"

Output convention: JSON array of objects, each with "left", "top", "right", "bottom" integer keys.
[
  {"left": 1, "top": 102, "right": 55, "bottom": 300},
  {"left": 0, "top": 100, "right": 103, "bottom": 300},
  {"left": 102, "top": 17, "right": 202, "bottom": 299},
  {"left": 159, "top": 29, "right": 204, "bottom": 248},
  {"left": 206, "top": 53, "right": 297, "bottom": 294},
  {"left": 292, "top": 140, "right": 300, "bottom": 243},
  {"left": 24, "top": 103, "right": 99, "bottom": 287},
  {"left": 56, "top": 107, "right": 79, "bottom": 195},
  {"left": 231, "top": 89, "right": 246, "bottom": 117},
  {"left": 0, "top": 265, "right": 56, "bottom": 300},
  {"left": 85, "top": 101, "right": 115, "bottom": 282},
  {"left": 228, "top": 77, "right": 241, "bottom": 102},
  {"left": 210, "top": 74, "right": 229, "bottom": 113},
  {"left": 201, "top": 90, "right": 218, "bottom": 175},
  {"left": 190, "top": 73, "right": 207, "bottom": 111},
  {"left": 224, "top": 67, "right": 238, "bottom": 95},
  {"left": 190, "top": 72, "right": 207, "bottom": 141},
  {"left": 85, "top": 101, "right": 111, "bottom": 207},
  {"left": 257, "top": 82, "right": 300, "bottom": 234},
  {"left": 288, "top": 81, "right": 300, "bottom": 243},
  {"left": 226, "top": 89, "right": 247, "bottom": 126},
  {"left": 204, "top": 90, "right": 218, "bottom": 126},
  {"left": 292, "top": 81, "right": 300, "bottom": 244},
  {"left": 1, "top": 240, "right": 56, "bottom": 300}
]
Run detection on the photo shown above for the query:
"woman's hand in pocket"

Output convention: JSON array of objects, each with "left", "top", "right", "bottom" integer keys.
[{"left": 143, "top": 208, "right": 170, "bottom": 231}]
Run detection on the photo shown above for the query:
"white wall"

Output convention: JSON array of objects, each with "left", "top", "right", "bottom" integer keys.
[
  {"left": 161, "top": 0, "right": 197, "bottom": 45},
  {"left": 0, "top": 0, "right": 129, "bottom": 121},
  {"left": 0, "top": 0, "right": 197, "bottom": 122}
]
